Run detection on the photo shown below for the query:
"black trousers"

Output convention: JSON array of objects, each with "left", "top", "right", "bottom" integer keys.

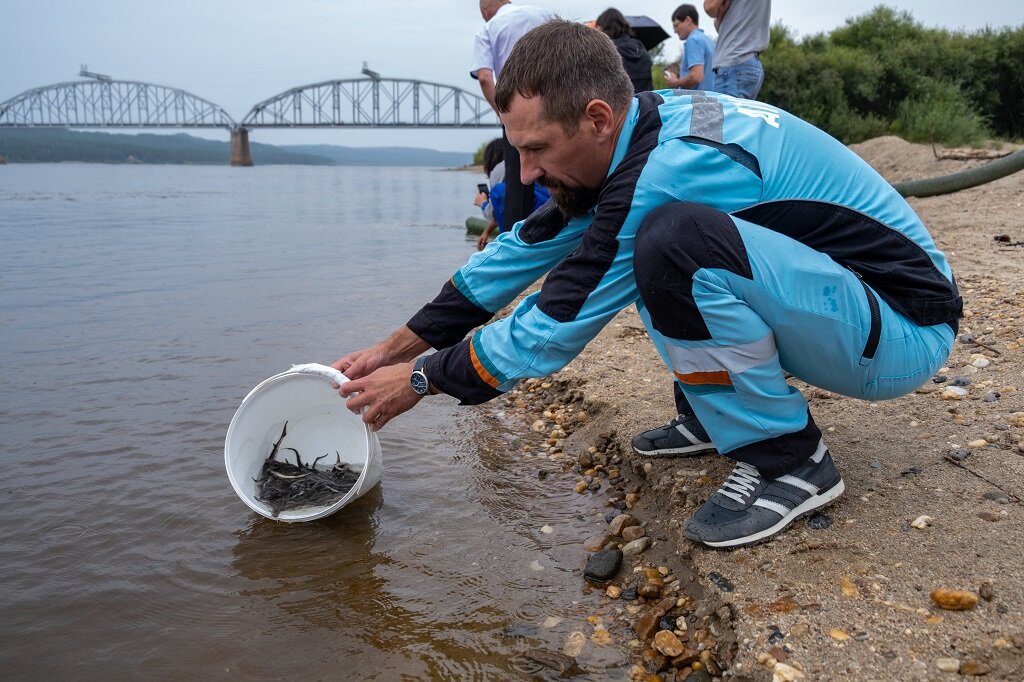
[{"left": 500, "top": 128, "right": 536, "bottom": 232}]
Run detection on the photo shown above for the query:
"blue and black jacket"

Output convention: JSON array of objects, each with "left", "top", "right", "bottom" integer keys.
[{"left": 408, "top": 90, "right": 962, "bottom": 404}]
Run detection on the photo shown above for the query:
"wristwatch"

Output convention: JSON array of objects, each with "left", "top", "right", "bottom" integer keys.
[{"left": 410, "top": 356, "right": 431, "bottom": 396}]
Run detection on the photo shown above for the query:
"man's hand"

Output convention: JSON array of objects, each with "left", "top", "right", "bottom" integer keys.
[
  {"left": 331, "top": 343, "right": 394, "bottom": 381},
  {"left": 476, "top": 219, "right": 498, "bottom": 251},
  {"left": 338, "top": 361, "right": 423, "bottom": 431},
  {"left": 331, "top": 325, "right": 430, "bottom": 380}
]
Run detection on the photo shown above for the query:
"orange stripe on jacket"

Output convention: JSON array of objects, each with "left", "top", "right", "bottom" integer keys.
[
  {"left": 469, "top": 338, "right": 501, "bottom": 389},
  {"left": 674, "top": 370, "right": 732, "bottom": 386}
]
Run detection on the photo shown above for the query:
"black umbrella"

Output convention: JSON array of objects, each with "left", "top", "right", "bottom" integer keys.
[{"left": 625, "top": 15, "right": 671, "bottom": 51}]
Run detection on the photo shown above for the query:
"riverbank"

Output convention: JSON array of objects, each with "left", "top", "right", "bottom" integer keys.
[{"left": 482, "top": 137, "right": 1024, "bottom": 680}]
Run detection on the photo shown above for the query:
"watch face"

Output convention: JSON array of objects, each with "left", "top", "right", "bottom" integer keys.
[{"left": 411, "top": 371, "right": 429, "bottom": 395}]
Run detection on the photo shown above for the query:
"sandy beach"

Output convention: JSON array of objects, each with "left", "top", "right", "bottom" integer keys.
[{"left": 484, "top": 137, "right": 1024, "bottom": 681}]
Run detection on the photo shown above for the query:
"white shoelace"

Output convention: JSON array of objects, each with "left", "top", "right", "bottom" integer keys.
[{"left": 717, "top": 462, "right": 763, "bottom": 504}]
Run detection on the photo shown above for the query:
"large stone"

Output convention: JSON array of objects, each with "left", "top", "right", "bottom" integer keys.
[
  {"left": 622, "top": 525, "right": 647, "bottom": 542},
  {"left": 621, "top": 537, "right": 652, "bottom": 557},
  {"left": 653, "top": 630, "right": 685, "bottom": 657},
  {"left": 633, "top": 609, "right": 663, "bottom": 641},
  {"left": 583, "top": 533, "right": 613, "bottom": 552},
  {"left": 584, "top": 549, "right": 622, "bottom": 584},
  {"left": 609, "top": 513, "right": 638, "bottom": 536}
]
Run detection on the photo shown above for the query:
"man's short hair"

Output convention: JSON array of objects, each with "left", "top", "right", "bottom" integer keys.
[
  {"left": 494, "top": 19, "right": 634, "bottom": 133},
  {"left": 672, "top": 4, "right": 699, "bottom": 24}
]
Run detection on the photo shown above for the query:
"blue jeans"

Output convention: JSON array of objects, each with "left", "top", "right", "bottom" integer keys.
[{"left": 712, "top": 56, "right": 764, "bottom": 100}]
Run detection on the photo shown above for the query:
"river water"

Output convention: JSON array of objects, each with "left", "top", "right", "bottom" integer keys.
[{"left": 0, "top": 164, "right": 630, "bottom": 680}]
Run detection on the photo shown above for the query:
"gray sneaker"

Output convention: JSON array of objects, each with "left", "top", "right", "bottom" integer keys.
[
  {"left": 683, "top": 440, "right": 845, "bottom": 548},
  {"left": 631, "top": 413, "right": 716, "bottom": 457}
]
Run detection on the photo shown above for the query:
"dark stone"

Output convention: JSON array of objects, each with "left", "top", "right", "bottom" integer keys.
[
  {"left": 947, "top": 449, "right": 971, "bottom": 462},
  {"left": 707, "top": 571, "right": 734, "bottom": 592},
  {"left": 808, "top": 513, "right": 833, "bottom": 529},
  {"left": 869, "top": 461, "right": 882, "bottom": 469},
  {"left": 853, "top": 631, "right": 870, "bottom": 641},
  {"left": 659, "top": 615, "right": 677, "bottom": 631},
  {"left": 604, "top": 509, "right": 622, "bottom": 524},
  {"left": 949, "top": 376, "right": 971, "bottom": 387},
  {"left": 901, "top": 466, "right": 922, "bottom": 477},
  {"left": 959, "top": 334, "right": 975, "bottom": 345},
  {"left": 584, "top": 549, "right": 622, "bottom": 584},
  {"left": 537, "top": 469, "right": 548, "bottom": 480},
  {"left": 983, "top": 391, "right": 1001, "bottom": 402},
  {"left": 683, "top": 670, "right": 714, "bottom": 682},
  {"left": 621, "top": 586, "right": 638, "bottom": 601},
  {"left": 932, "top": 374, "right": 948, "bottom": 383},
  {"left": 767, "top": 626, "right": 785, "bottom": 645},
  {"left": 984, "top": 491, "right": 1009, "bottom": 504},
  {"left": 523, "top": 649, "right": 581, "bottom": 676}
]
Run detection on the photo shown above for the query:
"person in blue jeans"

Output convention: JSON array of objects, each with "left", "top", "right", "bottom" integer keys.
[
  {"left": 704, "top": 0, "right": 770, "bottom": 99},
  {"left": 332, "top": 22, "right": 960, "bottom": 549}
]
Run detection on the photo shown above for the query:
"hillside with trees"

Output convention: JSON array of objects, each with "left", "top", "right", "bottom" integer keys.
[{"left": 0, "top": 129, "right": 474, "bottom": 166}]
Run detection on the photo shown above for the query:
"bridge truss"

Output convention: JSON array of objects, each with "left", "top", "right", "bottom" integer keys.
[
  {"left": 241, "top": 78, "right": 500, "bottom": 128},
  {"left": 0, "top": 80, "right": 236, "bottom": 128}
]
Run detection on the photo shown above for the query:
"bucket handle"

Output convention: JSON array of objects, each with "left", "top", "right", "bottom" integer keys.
[{"left": 288, "top": 363, "right": 349, "bottom": 387}]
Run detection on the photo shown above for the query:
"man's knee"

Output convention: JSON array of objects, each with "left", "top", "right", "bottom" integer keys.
[
  {"left": 634, "top": 202, "right": 751, "bottom": 288},
  {"left": 634, "top": 202, "right": 751, "bottom": 341}
]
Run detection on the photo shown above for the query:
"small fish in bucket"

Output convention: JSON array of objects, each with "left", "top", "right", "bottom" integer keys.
[{"left": 224, "top": 363, "right": 382, "bottom": 522}]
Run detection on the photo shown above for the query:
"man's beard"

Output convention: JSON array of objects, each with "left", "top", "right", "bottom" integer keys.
[{"left": 539, "top": 176, "right": 601, "bottom": 218}]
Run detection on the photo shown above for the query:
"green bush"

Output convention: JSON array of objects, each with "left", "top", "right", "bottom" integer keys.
[
  {"left": 758, "top": 6, "right": 1022, "bottom": 145},
  {"left": 892, "top": 81, "right": 991, "bottom": 146}
]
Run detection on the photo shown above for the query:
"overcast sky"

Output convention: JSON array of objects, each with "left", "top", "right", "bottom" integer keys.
[{"left": 3, "top": 1, "right": 1022, "bottom": 152}]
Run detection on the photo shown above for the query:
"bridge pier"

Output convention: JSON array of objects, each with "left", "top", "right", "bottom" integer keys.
[{"left": 230, "top": 127, "right": 253, "bottom": 166}]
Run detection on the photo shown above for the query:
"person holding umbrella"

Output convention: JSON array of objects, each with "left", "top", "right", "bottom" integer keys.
[{"left": 594, "top": 8, "right": 653, "bottom": 93}]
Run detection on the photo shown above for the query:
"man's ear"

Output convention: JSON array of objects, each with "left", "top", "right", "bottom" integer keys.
[{"left": 583, "top": 99, "right": 616, "bottom": 139}]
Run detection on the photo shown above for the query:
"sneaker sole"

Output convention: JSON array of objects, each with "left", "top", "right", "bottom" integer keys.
[
  {"left": 632, "top": 442, "right": 717, "bottom": 458},
  {"left": 699, "top": 478, "right": 845, "bottom": 548}
]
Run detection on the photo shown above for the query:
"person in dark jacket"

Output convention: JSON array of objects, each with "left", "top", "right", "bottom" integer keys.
[{"left": 595, "top": 8, "right": 653, "bottom": 93}]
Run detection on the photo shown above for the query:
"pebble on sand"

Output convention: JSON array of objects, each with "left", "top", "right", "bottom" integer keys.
[
  {"left": 773, "top": 661, "right": 806, "bottom": 681},
  {"left": 930, "top": 588, "right": 979, "bottom": 610},
  {"left": 911, "top": 515, "right": 933, "bottom": 529}
]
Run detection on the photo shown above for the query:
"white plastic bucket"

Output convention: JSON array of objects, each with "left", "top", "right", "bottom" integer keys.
[{"left": 224, "top": 363, "right": 382, "bottom": 522}]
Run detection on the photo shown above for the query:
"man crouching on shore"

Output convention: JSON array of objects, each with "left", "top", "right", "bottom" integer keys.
[{"left": 332, "top": 20, "right": 961, "bottom": 548}]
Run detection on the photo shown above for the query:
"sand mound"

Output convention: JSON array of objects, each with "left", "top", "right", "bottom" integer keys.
[{"left": 850, "top": 135, "right": 978, "bottom": 183}]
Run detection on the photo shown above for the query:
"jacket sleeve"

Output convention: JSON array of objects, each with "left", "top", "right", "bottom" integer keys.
[{"left": 407, "top": 201, "right": 588, "bottom": 351}]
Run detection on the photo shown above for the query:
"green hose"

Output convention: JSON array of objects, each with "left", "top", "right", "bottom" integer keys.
[{"left": 893, "top": 148, "right": 1024, "bottom": 198}]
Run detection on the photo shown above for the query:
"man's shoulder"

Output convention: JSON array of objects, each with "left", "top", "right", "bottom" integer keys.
[
  {"left": 689, "top": 29, "right": 713, "bottom": 46},
  {"left": 490, "top": 3, "right": 554, "bottom": 26}
]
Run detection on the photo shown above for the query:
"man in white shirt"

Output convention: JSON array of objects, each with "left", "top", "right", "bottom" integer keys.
[{"left": 471, "top": 0, "right": 553, "bottom": 232}]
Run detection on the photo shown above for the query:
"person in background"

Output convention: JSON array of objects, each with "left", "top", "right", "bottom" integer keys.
[
  {"left": 594, "top": 8, "right": 654, "bottom": 93},
  {"left": 331, "top": 20, "right": 960, "bottom": 550},
  {"left": 703, "top": 0, "right": 770, "bottom": 99},
  {"left": 471, "top": 0, "right": 554, "bottom": 233},
  {"left": 475, "top": 168, "right": 552, "bottom": 251},
  {"left": 474, "top": 139, "right": 505, "bottom": 250},
  {"left": 665, "top": 4, "right": 715, "bottom": 91}
]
